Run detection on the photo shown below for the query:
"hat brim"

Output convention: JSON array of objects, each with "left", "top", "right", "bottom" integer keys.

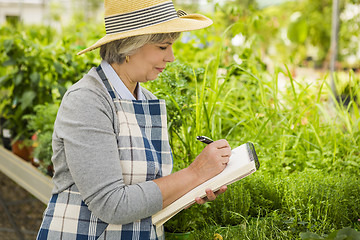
[{"left": 77, "top": 14, "right": 212, "bottom": 55}]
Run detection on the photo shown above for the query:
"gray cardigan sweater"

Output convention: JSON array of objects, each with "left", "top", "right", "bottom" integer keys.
[{"left": 50, "top": 67, "right": 163, "bottom": 224}]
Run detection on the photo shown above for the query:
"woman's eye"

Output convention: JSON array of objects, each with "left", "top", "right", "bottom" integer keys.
[{"left": 159, "top": 46, "right": 167, "bottom": 50}]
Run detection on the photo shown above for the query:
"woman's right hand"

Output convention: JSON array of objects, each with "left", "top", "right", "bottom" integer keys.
[
  {"left": 188, "top": 139, "right": 232, "bottom": 183},
  {"left": 153, "top": 139, "right": 231, "bottom": 208}
]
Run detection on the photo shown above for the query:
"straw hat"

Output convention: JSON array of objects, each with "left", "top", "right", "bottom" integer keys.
[{"left": 77, "top": 0, "right": 213, "bottom": 55}]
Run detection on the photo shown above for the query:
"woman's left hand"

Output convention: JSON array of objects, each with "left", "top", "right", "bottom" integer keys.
[{"left": 195, "top": 185, "right": 228, "bottom": 204}]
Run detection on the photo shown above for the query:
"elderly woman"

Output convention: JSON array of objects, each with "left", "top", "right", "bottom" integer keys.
[{"left": 37, "top": 0, "right": 231, "bottom": 239}]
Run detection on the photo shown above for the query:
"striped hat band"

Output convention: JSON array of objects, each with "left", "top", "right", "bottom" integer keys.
[{"left": 105, "top": 2, "right": 179, "bottom": 35}]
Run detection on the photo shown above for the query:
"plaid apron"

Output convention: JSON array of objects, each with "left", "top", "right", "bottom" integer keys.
[{"left": 37, "top": 66, "right": 173, "bottom": 240}]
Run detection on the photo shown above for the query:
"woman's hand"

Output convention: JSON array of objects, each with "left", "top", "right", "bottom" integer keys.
[
  {"left": 195, "top": 185, "right": 228, "bottom": 204},
  {"left": 188, "top": 139, "right": 231, "bottom": 183},
  {"left": 153, "top": 139, "right": 231, "bottom": 208},
  {"left": 190, "top": 140, "right": 231, "bottom": 204},
  {"left": 184, "top": 185, "right": 227, "bottom": 208}
]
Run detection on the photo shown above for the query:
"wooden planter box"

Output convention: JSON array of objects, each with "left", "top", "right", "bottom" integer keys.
[{"left": 0, "top": 146, "right": 53, "bottom": 205}]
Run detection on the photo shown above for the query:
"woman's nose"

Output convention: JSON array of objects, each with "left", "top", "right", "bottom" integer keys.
[{"left": 165, "top": 47, "right": 175, "bottom": 62}]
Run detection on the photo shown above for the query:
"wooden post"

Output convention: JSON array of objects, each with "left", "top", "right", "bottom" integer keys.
[{"left": 330, "top": 0, "right": 340, "bottom": 97}]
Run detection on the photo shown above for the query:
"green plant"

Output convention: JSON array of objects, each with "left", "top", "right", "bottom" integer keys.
[
  {"left": 23, "top": 102, "right": 59, "bottom": 175},
  {"left": 187, "top": 171, "right": 360, "bottom": 239},
  {"left": 0, "top": 27, "right": 56, "bottom": 139},
  {"left": 164, "top": 203, "right": 208, "bottom": 233},
  {"left": 0, "top": 24, "right": 98, "bottom": 141},
  {"left": 204, "top": 181, "right": 252, "bottom": 226}
]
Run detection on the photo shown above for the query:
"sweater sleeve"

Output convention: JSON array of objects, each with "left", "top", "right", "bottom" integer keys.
[{"left": 53, "top": 87, "right": 163, "bottom": 225}]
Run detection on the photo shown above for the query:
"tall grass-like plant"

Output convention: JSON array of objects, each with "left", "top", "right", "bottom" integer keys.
[
  {"left": 149, "top": 53, "right": 359, "bottom": 234},
  {"left": 145, "top": 52, "right": 246, "bottom": 168},
  {"left": 232, "top": 64, "right": 360, "bottom": 175}
]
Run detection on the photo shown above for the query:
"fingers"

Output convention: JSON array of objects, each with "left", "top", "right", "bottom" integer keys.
[
  {"left": 219, "top": 148, "right": 231, "bottom": 165},
  {"left": 205, "top": 188, "right": 217, "bottom": 201},
  {"left": 216, "top": 147, "right": 231, "bottom": 165},
  {"left": 213, "top": 139, "right": 231, "bottom": 155},
  {"left": 195, "top": 186, "right": 228, "bottom": 205},
  {"left": 211, "top": 139, "right": 231, "bottom": 150},
  {"left": 190, "top": 139, "right": 231, "bottom": 183},
  {"left": 215, "top": 185, "right": 227, "bottom": 196},
  {"left": 195, "top": 197, "right": 206, "bottom": 205},
  {"left": 218, "top": 147, "right": 231, "bottom": 157},
  {"left": 208, "top": 139, "right": 231, "bottom": 165},
  {"left": 194, "top": 191, "right": 214, "bottom": 205}
]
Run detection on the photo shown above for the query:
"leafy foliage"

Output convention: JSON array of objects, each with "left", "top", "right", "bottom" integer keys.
[{"left": 0, "top": 24, "right": 99, "bottom": 140}]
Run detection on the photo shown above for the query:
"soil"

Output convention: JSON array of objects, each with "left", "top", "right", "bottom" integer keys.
[{"left": 0, "top": 170, "right": 46, "bottom": 240}]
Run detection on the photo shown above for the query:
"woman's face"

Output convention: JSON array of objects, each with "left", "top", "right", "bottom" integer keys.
[{"left": 126, "top": 40, "right": 175, "bottom": 82}]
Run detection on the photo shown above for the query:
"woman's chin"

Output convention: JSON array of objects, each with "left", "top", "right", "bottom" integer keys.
[{"left": 147, "top": 75, "right": 160, "bottom": 82}]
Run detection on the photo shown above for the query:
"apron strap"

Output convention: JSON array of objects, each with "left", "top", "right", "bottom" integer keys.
[{"left": 96, "top": 65, "right": 116, "bottom": 99}]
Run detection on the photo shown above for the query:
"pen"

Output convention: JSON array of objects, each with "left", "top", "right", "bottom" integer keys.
[{"left": 196, "top": 136, "right": 214, "bottom": 144}]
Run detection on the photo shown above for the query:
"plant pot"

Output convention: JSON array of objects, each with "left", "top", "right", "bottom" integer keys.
[
  {"left": 0, "top": 117, "right": 12, "bottom": 150},
  {"left": 165, "top": 231, "right": 194, "bottom": 240},
  {"left": 46, "top": 164, "right": 54, "bottom": 177},
  {"left": 11, "top": 140, "right": 33, "bottom": 162},
  {"left": 1, "top": 129, "right": 12, "bottom": 150}
]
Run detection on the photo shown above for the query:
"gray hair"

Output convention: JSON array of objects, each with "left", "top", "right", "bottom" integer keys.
[{"left": 100, "top": 32, "right": 181, "bottom": 64}]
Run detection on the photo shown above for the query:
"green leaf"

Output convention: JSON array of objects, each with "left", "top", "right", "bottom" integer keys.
[
  {"left": 353, "top": 102, "right": 360, "bottom": 130},
  {"left": 14, "top": 73, "right": 23, "bottom": 86},
  {"left": 0, "top": 75, "right": 8, "bottom": 85},
  {"left": 54, "top": 61, "right": 63, "bottom": 74},
  {"left": 30, "top": 72, "right": 40, "bottom": 84},
  {"left": 300, "top": 232, "right": 323, "bottom": 239},
  {"left": 334, "top": 227, "right": 360, "bottom": 239},
  {"left": 287, "top": 17, "right": 308, "bottom": 44},
  {"left": 347, "top": 161, "right": 360, "bottom": 167},
  {"left": 3, "top": 39, "right": 14, "bottom": 53},
  {"left": 20, "top": 90, "right": 36, "bottom": 110},
  {"left": 2, "top": 59, "right": 16, "bottom": 66}
]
